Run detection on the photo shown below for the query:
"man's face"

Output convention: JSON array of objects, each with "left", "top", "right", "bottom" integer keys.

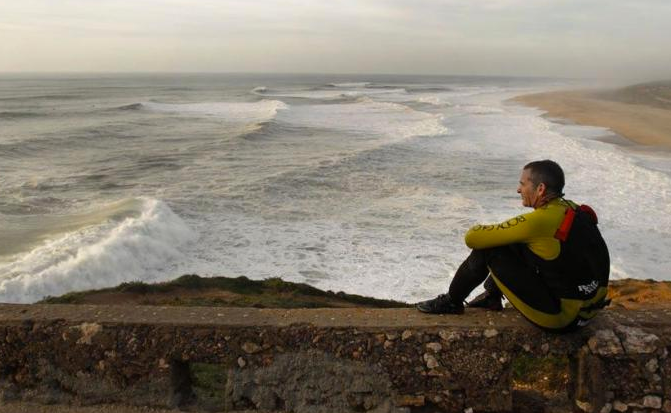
[{"left": 517, "top": 168, "right": 543, "bottom": 208}]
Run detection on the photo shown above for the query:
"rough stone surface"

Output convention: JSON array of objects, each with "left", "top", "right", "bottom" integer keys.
[
  {"left": 615, "top": 325, "right": 660, "bottom": 354},
  {"left": 613, "top": 400, "right": 628, "bottom": 412},
  {"left": 645, "top": 358, "right": 659, "bottom": 373},
  {"left": 642, "top": 395, "right": 662, "bottom": 409},
  {"left": 588, "top": 329, "right": 624, "bottom": 356},
  {"left": 0, "top": 304, "right": 669, "bottom": 413},
  {"left": 483, "top": 329, "right": 498, "bottom": 338},
  {"left": 394, "top": 395, "right": 424, "bottom": 407},
  {"left": 576, "top": 399, "right": 594, "bottom": 412},
  {"left": 241, "top": 342, "right": 261, "bottom": 354}
]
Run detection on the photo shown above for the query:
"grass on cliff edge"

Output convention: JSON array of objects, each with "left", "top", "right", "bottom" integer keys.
[{"left": 38, "top": 274, "right": 411, "bottom": 309}]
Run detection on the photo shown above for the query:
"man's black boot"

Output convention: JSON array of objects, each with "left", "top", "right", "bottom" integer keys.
[
  {"left": 416, "top": 293, "right": 464, "bottom": 314},
  {"left": 467, "top": 291, "right": 503, "bottom": 311}
]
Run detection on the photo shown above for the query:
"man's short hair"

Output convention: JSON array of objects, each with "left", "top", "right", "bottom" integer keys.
[{"left": 524, "top": 160, "right": 565, "bottom": 197}]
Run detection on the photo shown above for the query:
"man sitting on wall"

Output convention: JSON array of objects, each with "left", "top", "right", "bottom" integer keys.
[{"left": 416, "top": 160, "right": 610, "bottom": 332}]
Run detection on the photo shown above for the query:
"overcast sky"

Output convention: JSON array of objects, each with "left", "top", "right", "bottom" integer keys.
[{"left": 1, "top": 0, "right": 670, "bottom": 81}]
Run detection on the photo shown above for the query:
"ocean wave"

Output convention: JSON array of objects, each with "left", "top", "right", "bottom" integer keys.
[
  {"left": 454, "top": 104, "right": 504, "bottom": 115},
  {"left": 251, "top": 86, "right": 268, "bottom": 94},
  {"left": 413, "top": 96, "right": 452, "bottom": 106},
  {"left": 365, "top": 84, "right": 403, "bottom": 90},
  {"left": 116, "top": 103, "right": 143, "bottom": 110},
  {"left": 136, "top": 100, "right": 289, "bottom": 124},
  {"left": 0, "top": 94, "right": 84, "bottom": 102},
  {"left": 0, "top": 111, "right": 45, "bottom": 120},
  {"left": 328, "top": 82, "right": 371, "bottom": 88},
  {"left": 406, "top": 86, "right": 454, "bottom": 93},
  {"left": 0, "top": 198, "right": 197, "bottom": 303},
  {"left": 260, "top": 88, "right": 407, "bottom": 100},
  {"left": 276, "top": 99, "right": 449, "bottom": 140}
]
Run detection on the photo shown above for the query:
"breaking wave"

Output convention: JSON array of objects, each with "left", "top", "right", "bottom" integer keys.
[
  {"left": 120, "top": 100, "right": 289, "bottom": 124},
  {"left": 0, "top": 198, "right": 197, "bottom": 303}
]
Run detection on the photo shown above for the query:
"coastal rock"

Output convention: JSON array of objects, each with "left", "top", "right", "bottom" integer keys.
[
  {"left": 401, "top": 330, "right": 413, "bottom": 341},
  {"left": 663, "top": 400, "right": 671, "bottom": 413},
  {"left": 615, "top": 325, "right": 660, "bottom": 354},
  {"left": 425, "top": 342, "right": 442, "bottom": 352},
  {"left": 600, "top": 403, "right": 613, "bottom": 413},
  {"left": 237, "top": 357, "right": 246, "bottom": 368},
  {"left": 588, "top": 330, "right": 624, "bottom": 356}
]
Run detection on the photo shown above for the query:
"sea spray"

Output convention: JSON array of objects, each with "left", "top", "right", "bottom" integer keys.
[{"left": 0, "top": 198, "right": 196, "bottom": 303}]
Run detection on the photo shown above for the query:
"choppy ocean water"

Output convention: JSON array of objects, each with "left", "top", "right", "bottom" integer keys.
[{"left": 1, "top": 73, "right": 670, "bottom": 304}]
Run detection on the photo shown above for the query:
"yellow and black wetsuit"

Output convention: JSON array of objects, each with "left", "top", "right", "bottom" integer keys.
[{"left": 453, "top": 198, "right": 609, "bottom": 331}]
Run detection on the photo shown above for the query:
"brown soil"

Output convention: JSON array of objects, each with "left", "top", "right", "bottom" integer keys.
[
  {"left": 608, "top": 278, "right": 671, "bottom": 309},
  {"left": 38, "top": 274, "right": 671, "bottom": 314}
]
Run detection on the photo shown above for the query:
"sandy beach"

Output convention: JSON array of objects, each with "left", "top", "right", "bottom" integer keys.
[{"left": 512, "top": 83, "right": 671, "bottom": 149}]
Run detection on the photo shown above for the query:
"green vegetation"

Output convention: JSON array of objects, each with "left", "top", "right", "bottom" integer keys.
[
  {"left": 190, "top": 363, "right": 227, "bottom": 409},
  {"left": 39, "top": 274, "right": 410, "bottom": 309},
  {"left": 512, "top": 355, "right": 569, "bottom": 393},
  {"left": 598, "top": 80, "right": 671, "bottom": 110}
]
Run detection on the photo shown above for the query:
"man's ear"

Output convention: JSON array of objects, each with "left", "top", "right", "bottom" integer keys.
[{"left": 536, "top": 182, "right": 547, "bottom": 196}]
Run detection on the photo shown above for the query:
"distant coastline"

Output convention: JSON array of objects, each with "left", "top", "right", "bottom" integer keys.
[{"left": 511, "top": 81, "right": 671, "bottom": 149}]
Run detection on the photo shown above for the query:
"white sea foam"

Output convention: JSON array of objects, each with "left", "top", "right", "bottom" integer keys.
[
  {"left": 416, "top": 96, "right": 450, "bottom": 106},
  {"left": 142, "top": 100, "right": 288, "bottom": 123},
  {"left": 329, "top": 82, "right": 371, "bottom": 88},
  {"left": 277, "top": 99, "right": 449, "bottom": 140},
  {"left": 262, "top": 88, "right": 407, "bottom": 100},
  {"left": 3, "top": 76, "right": 670, "bottom": 306},
  {"left": 453, "top": 104, "right": 505, "bottom": 115},
  {"left": 0, "top": 198, "right": 197, "bottom": 303}
]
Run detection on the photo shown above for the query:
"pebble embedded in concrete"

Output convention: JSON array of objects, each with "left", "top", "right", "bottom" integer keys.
[
  {"left": 643, "top": 395, "right": 662, "bottom": 409},
  {"left": 242, "top": 342, "right": 261, "bottom": 354},
  {"left": 645, "top": 358, "right": 658, "bottom": 373},
  {"left": 483, "top": 329, "right": 498, "bottom": 338},
  {"left": 423, "top": 353, "right": 439, "bottom": 369},
  {"left": 588, "top": 330, "right": 624, "bottom": 356},
  {"left": 576, "top": 399, "right": 593, "bottom": 412}
]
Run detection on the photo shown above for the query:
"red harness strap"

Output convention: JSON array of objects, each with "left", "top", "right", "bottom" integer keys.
[
  {"left": 554, "top": 204, "right": 599, "bottom": 242},
  {"left": 554, "top": 207, "right": 576, "bottom": 242}
]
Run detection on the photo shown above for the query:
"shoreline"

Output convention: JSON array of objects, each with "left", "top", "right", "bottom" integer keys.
[{"left": 510, "top": 89, "right": 671, "bottom": 150}]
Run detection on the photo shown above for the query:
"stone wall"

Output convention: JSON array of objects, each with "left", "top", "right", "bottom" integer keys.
[{"left": 0, "top": 304, "right": 669, "bottom": 412}]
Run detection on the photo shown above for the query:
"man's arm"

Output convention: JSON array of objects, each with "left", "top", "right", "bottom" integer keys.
[{"left": 464, "top": 212, "right": 538, "bottom": 249}]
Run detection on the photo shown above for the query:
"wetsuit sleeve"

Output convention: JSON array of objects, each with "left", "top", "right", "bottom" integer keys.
[{"left": 464, "top": 212, "right": 539, "bottom": 249}]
